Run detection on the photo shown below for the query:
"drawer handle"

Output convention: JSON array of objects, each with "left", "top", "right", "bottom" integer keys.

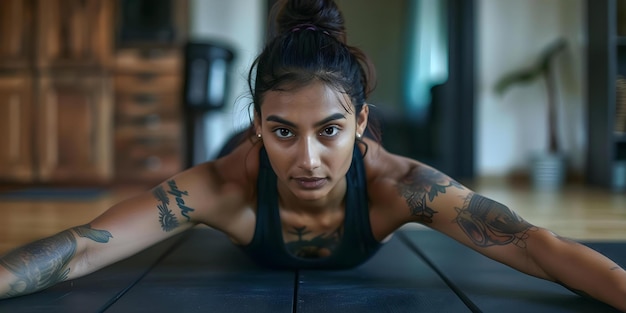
[
  {"left": 135, "top": 137, "right": 163, "bottom": 146},
  {"left": 137, "top": 72, "right": 157, "bottom": 81},
  {"left": 133, "top": 93, "right": 158, "bottom": 105},
  {"left": 140, "top": 49, "right": 166, "bottom": 59},
  {"left": 129, "top": 114, "right": 161, "bottom": 128},
  {"left": 144, "top": 156, "right": 162, "bottom": 170}
]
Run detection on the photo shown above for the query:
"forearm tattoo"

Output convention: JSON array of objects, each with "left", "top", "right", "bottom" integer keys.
[
  {"left": 153, "top": 180, "right": 196, "bottom": 232},
  {"left": 0, "top": 224, "right": 111, "bottom": 298},
  {"left": 285, "top": 226, "right": 342, "bottom": 259},
  {"left": 454, "top": 193, "right": 535, "bottom": 248},
  {"left": 396, "top": 165, "right": 463, "bottom": 223},
  {"left": 73, "top": 224, "right": 112, "bottom": 243}
]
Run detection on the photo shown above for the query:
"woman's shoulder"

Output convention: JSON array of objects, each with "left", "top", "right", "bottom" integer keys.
[
  {"left": 361, "top": 139, "right": 424, "bottom": 184},
  {"left": 212, "top": 137, "right": 262, "bottom": 199}
]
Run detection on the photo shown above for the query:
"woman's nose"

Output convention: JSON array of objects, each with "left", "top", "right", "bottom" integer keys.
[{"left": 297, "top": 136, "right": 321, "bottom": 171}]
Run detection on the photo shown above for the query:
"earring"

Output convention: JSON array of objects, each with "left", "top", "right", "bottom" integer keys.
[
  {"left": 257, "top": 133, "right": 262, "bottom": 139},
  {"left": 356, "top": 133, "right": 362, "bottom": 140}
]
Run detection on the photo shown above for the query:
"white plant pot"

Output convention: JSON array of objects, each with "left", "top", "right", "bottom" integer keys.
[{"left": 530, "top": 152, "right": 566, "bottom": 190}]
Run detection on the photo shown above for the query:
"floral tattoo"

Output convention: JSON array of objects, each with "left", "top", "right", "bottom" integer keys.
[{"left": 396, "top": 165, "right": 463, "bottom": 223}]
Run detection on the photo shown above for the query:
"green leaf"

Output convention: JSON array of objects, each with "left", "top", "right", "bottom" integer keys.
[{"left": 493, "top": 37, "right": 567, "bottom": 95}]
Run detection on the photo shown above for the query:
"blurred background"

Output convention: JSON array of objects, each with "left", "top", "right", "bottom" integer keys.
[{"left": 0, "top": 0, "right": 623, "bottom": 192}]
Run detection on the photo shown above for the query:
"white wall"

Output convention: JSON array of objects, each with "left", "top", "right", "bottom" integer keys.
[
  {"left": 477, "top": 0, "right": 586, "bottom": 177},
  {"left": 188, "top": 0, "right": 264, "bottom": 161}
]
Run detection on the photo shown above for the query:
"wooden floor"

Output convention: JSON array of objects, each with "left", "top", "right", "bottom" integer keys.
[{"left": 1, "top": 180, "right": 625, "bottom": 255}]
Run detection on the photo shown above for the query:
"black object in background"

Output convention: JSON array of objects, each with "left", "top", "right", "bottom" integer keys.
[
  {"left": 118, "top": 0, "right": 176, "bottom": 46},
  {"left": 183, "top": 42, "right": 235, "bottom": 167},
  {"left": 183, "top": 42, "right": 235, "bottom": 110}
]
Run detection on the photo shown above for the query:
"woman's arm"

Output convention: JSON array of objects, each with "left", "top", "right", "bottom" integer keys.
[
  {"left": 0, "top": 224, "right": 116, "bottom": 299},
  {"left": 391, "top": 161, "right": 626, "bottom": 311},
  {"left": 524, "top": 228, "right": 626, "bottom": 311},
  {"left": 0, "top": 162, "right": 246, "bottom": 299}
]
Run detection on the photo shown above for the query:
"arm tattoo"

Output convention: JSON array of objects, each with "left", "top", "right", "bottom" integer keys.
[
  {"left": 167, "top": 180, "right": 195, "bottom": 221},
  {"left": 454, "top": 193, "right": 536, "bottom": 248},
  {"left": 0, "top": 231, "right": 75, "bottom": 298},
  {"left": 0, "top": 224, "right": 110, "bottom": 298},
  {"left": 72, "top": 224, "right": 112, "bottom": 243},
  {"left": 153, "top": 180, "right": 195, "bottom": 231},
  {"left": 285, "top": 226, "right": 342, "bottom": 259},
  {"left": 396, "top": 165, "right": 463, "bottom": 223},
  {"left": 153, "top": 185, "right": 180, "bottom": 232}
]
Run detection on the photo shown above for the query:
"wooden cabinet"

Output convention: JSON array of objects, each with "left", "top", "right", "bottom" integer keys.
[
  {"left": 0, "top": 74, "right": 34, "bottom": 182},
  {"left": 110, "top": 0, "right": 188, "bottom": 183},
  {"left": 0, "top": 0, "right": 34, "bottom": 69},
  {"left": 36, "top": 72, "right": 113, "bottom": 182},
  {"left": 0, "top": 0, "right": 187, "bottom": 184},
  {"left": 586, "top": 0, "right": 626, "bottom": 191},
  {"left": 0, "top": 72, "right": 113, "bottom": 183},
  {"left": 0, "top": 0, "right": 114, "bottom": 184},
  {"left": 36, "top": 0, "right": 112, "bottom": 68},
  {"left": 113, "top": 50, "right": 184, "bottom": 182}
]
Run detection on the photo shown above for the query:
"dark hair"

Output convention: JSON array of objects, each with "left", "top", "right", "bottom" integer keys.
[{"left": 246, "top": 0, "right": 381, "bottom": 144}]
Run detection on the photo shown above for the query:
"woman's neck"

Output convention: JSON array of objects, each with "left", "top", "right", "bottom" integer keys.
[{"left": 276, "top": 177, "right": 347, "bottom": 215}]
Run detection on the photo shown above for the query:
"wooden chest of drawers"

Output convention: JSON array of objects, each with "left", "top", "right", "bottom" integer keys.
[{"left": 113, "top": 49, "right": 184, "bottom": 183}]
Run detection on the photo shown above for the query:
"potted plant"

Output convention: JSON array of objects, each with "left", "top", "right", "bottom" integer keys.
[{"left": 494, "top": 38, "right": 568, "bottom": 189}]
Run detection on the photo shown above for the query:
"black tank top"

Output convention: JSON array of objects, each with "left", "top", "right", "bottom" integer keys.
[{"left": 240, "top": 145, "right": 381, "bottom": 269}]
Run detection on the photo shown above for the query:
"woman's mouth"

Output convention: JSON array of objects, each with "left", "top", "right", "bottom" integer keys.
[{"left": 293, "top": 177, "right": 328, "bottom": 189}]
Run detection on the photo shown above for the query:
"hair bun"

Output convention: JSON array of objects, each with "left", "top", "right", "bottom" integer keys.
[{"left": 271, "top": 0, "right": 347, "bottom": 43}]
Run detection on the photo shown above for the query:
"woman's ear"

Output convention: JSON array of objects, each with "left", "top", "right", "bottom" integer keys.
[
  {"left": 356, "top": 103, "right": 369, "bottom": 137},
  {"left": 253, "top": 113, "right": 262, "bottom": 137}
]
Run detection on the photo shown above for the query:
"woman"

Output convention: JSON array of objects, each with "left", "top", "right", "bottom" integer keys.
[{"left": 1, "top": 0, "right": 625, "bottom": 310}]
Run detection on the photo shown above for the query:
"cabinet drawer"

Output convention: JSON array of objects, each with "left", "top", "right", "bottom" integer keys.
[
  {"left": 115, "top": 115, "right": 182, "bottom": 133},
  {"left": 115, "top": 49, "right": 182, "bottom": 73},
  {"left": 115, "top": 153, "right": 182, "bottom": 182},
  {"left": 115, "top": 133, "right": 183, "bottom": 182},
  {"left": 115, "top": 74, "right": 180, "bottom": 93},
  {"left": 116, "top": 92, "right": 180, "bottom": 116},
  {"left": 115, "top": 133, "right": 180, "bottom": 153}
]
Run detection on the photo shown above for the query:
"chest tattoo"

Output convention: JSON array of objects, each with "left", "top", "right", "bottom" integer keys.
[{"left": 285, "top": 226, "right": 343, "bottom": 258}]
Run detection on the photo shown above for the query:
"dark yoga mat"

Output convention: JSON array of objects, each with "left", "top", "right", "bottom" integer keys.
[
  {"left": 296, "top": 234, "right": 472, "bottom": 313},
  {"left": 2, "top": 227, "right": 623, "bottom": 312},
  {"left": 105, "top": 227, "right": 296, "bottom": 313},
  {"left": 399, "top": 229, "right": 625, "bottom": 313}
]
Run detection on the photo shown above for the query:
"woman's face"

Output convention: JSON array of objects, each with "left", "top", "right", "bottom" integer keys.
[{"left": 256, "top": 81, "right": 368, "bottom": 202}]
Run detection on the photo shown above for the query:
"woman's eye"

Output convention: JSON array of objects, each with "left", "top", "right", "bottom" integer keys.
[
  {"left": 320, "top": 126, "right": 340, "bottom": 137},
  {"left": 273, "top": 128, "right": 294, "bottom": 138}
]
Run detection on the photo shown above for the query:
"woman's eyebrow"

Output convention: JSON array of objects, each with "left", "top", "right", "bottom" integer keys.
[
  {"left": 266, "top": 115, "right": 296, "bottom": 127},
  {"left": 314, "top": 113, "right": 346, "bottom": 127},
  {"left": 266, "top": 113, "right": 346, "bottom": 128}
]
